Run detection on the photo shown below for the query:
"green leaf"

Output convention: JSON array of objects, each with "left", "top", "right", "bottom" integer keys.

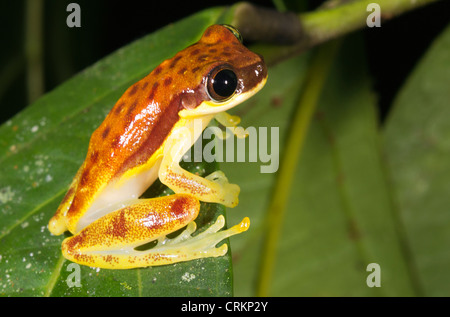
[
  {"left": 0, "top": 7, "right": 238, "bottom": 297},
  {"left": 224, "top": 23, "right": 450, "bottom": 296},
  {"left": 223, "top": 34, "right": 416, "bottom": 296},
  {"left": 383, "top": 24, "right": 450, "bottom": 296}
]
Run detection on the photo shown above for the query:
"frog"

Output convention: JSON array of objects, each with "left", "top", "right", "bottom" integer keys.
[{"left": 48, "top": 24, "right": 267, "bottom": 269}]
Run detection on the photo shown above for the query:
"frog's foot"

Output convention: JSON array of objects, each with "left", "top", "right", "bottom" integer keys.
[
  {"left": 141, "top": 215, "right": 249, "bottom": 266},
  {"left": 61, "top": 194, "right": 249, "bottom": 269},
  {"left": 215, "top": 112, "right": 248, "bottom": 139},
  {"left": 215, "top": 111, "right": 241, "bottom": 127},
  {"left": 205, "top": 171, "right": 240, "bottom": 207}
]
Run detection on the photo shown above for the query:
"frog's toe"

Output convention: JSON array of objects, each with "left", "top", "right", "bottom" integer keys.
[
  {"left": 205, "top": 170, "right": 229, "bottom": 184},
  {"left": 221, "top": 183, "right": 240, "bottom": 207},
  {"left": 206, "top": 171, "right": 240, "bottom": 207}
]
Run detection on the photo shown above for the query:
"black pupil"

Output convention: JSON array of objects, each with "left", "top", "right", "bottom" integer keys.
[{"left": 212, "top": 69, "right": 237, "bottom": 98}]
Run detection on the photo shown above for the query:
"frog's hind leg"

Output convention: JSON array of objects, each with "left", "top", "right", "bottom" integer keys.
[{"left": 61, "top": 194, "right": 249, "bottom": 269}]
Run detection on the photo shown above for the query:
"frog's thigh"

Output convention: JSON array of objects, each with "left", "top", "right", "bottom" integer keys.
[
  {"left": 62, "top": 194, "right": 199, "bottom": 269},
  {"left": 159, "top": 127, "right": 240, "bottom": 207},
  {"left": 61, "top": 194, "right": 250, "bottom": 269}
]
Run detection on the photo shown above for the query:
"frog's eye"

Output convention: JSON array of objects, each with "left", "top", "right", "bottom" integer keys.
[{"left": 207, "top": 67, "right": 238, "bottom": 102}]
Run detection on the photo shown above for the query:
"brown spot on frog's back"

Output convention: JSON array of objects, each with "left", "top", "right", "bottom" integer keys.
[
  {"left": 114, "top": 102, "right": 125, "bottom": 115},
  {"left": 177, "top": 67, "right": 187, "bottom": 75},
  {"left": 126, "top": 100, "right": 138, "bottom": 116},
  {"left": 90, "top": 150, "right": 99, "bottom": 163},
  {"left": 79, "top": 169, "right": 90, "bottom": 187},
  {"left": 111, "top": 136, "right": 120, "bottom": 149},
  {"left": 164, "top": 77, "right": 173, "bottom": 87},
  {"left": 197, "top": 54, "right": 208, "bottom": 62},
  {"left": 147, "top": 82, "right": 159, "bottom": 101},
  {"left": 203, "top": 27, "right": 212, "bottom": 38},
  {"left": 169, "top": 55, "right": 182, "bottom": 68},
  {"left": 128, "top": 84, "right": 139, "bottom": 96},
  {"left": 102, "top": 126, "right": 110, "bottom": 139},
  {"left": 190, "top": 49, "right": 200, "bottom": 56},
  {"left": 153, "top": 65, "right": 162, "bottom": 75}
]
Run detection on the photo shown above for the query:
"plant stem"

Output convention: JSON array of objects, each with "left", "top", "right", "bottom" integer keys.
[
  {"left": 234, "top": 0, "right": 440, "bottom": 64},
  {"left": 256, "top": 40, "right": 342, "bottom": 296},
  {"left": 301, "top": 0, "right": 439, "bottom": 46}
]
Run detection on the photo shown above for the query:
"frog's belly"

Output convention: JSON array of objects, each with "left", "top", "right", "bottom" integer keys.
[{"left": 75, "top": 158, "right": 162, "bottom": 232}]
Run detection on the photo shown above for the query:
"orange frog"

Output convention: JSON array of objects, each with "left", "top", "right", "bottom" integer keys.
[{"left": 48, "top": 25, "right": 267, "bottom": 269}]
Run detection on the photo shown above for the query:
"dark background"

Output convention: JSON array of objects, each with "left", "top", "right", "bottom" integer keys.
[{"left": 1, "top": 0, "right": 449, "bottom": 124}]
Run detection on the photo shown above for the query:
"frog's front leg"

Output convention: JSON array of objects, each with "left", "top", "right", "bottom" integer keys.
[
  {"left": 62, "top": 194, "right": 249, "bottom": 269},
  {"left": 159, "top": 125, "right": 240, "bottom": 207},
  {"left": 214, "top": 112, "right": 248, "bottom": 139}
]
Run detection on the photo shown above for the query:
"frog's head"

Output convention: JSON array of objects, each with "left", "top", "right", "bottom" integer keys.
[{"left": 176, "top": 24, "right": 268, "bottom": 118}]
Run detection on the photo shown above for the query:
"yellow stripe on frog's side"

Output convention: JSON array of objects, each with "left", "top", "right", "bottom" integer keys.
[{"left": 114, "top": 118, "right": 191, "bottom": 188}]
